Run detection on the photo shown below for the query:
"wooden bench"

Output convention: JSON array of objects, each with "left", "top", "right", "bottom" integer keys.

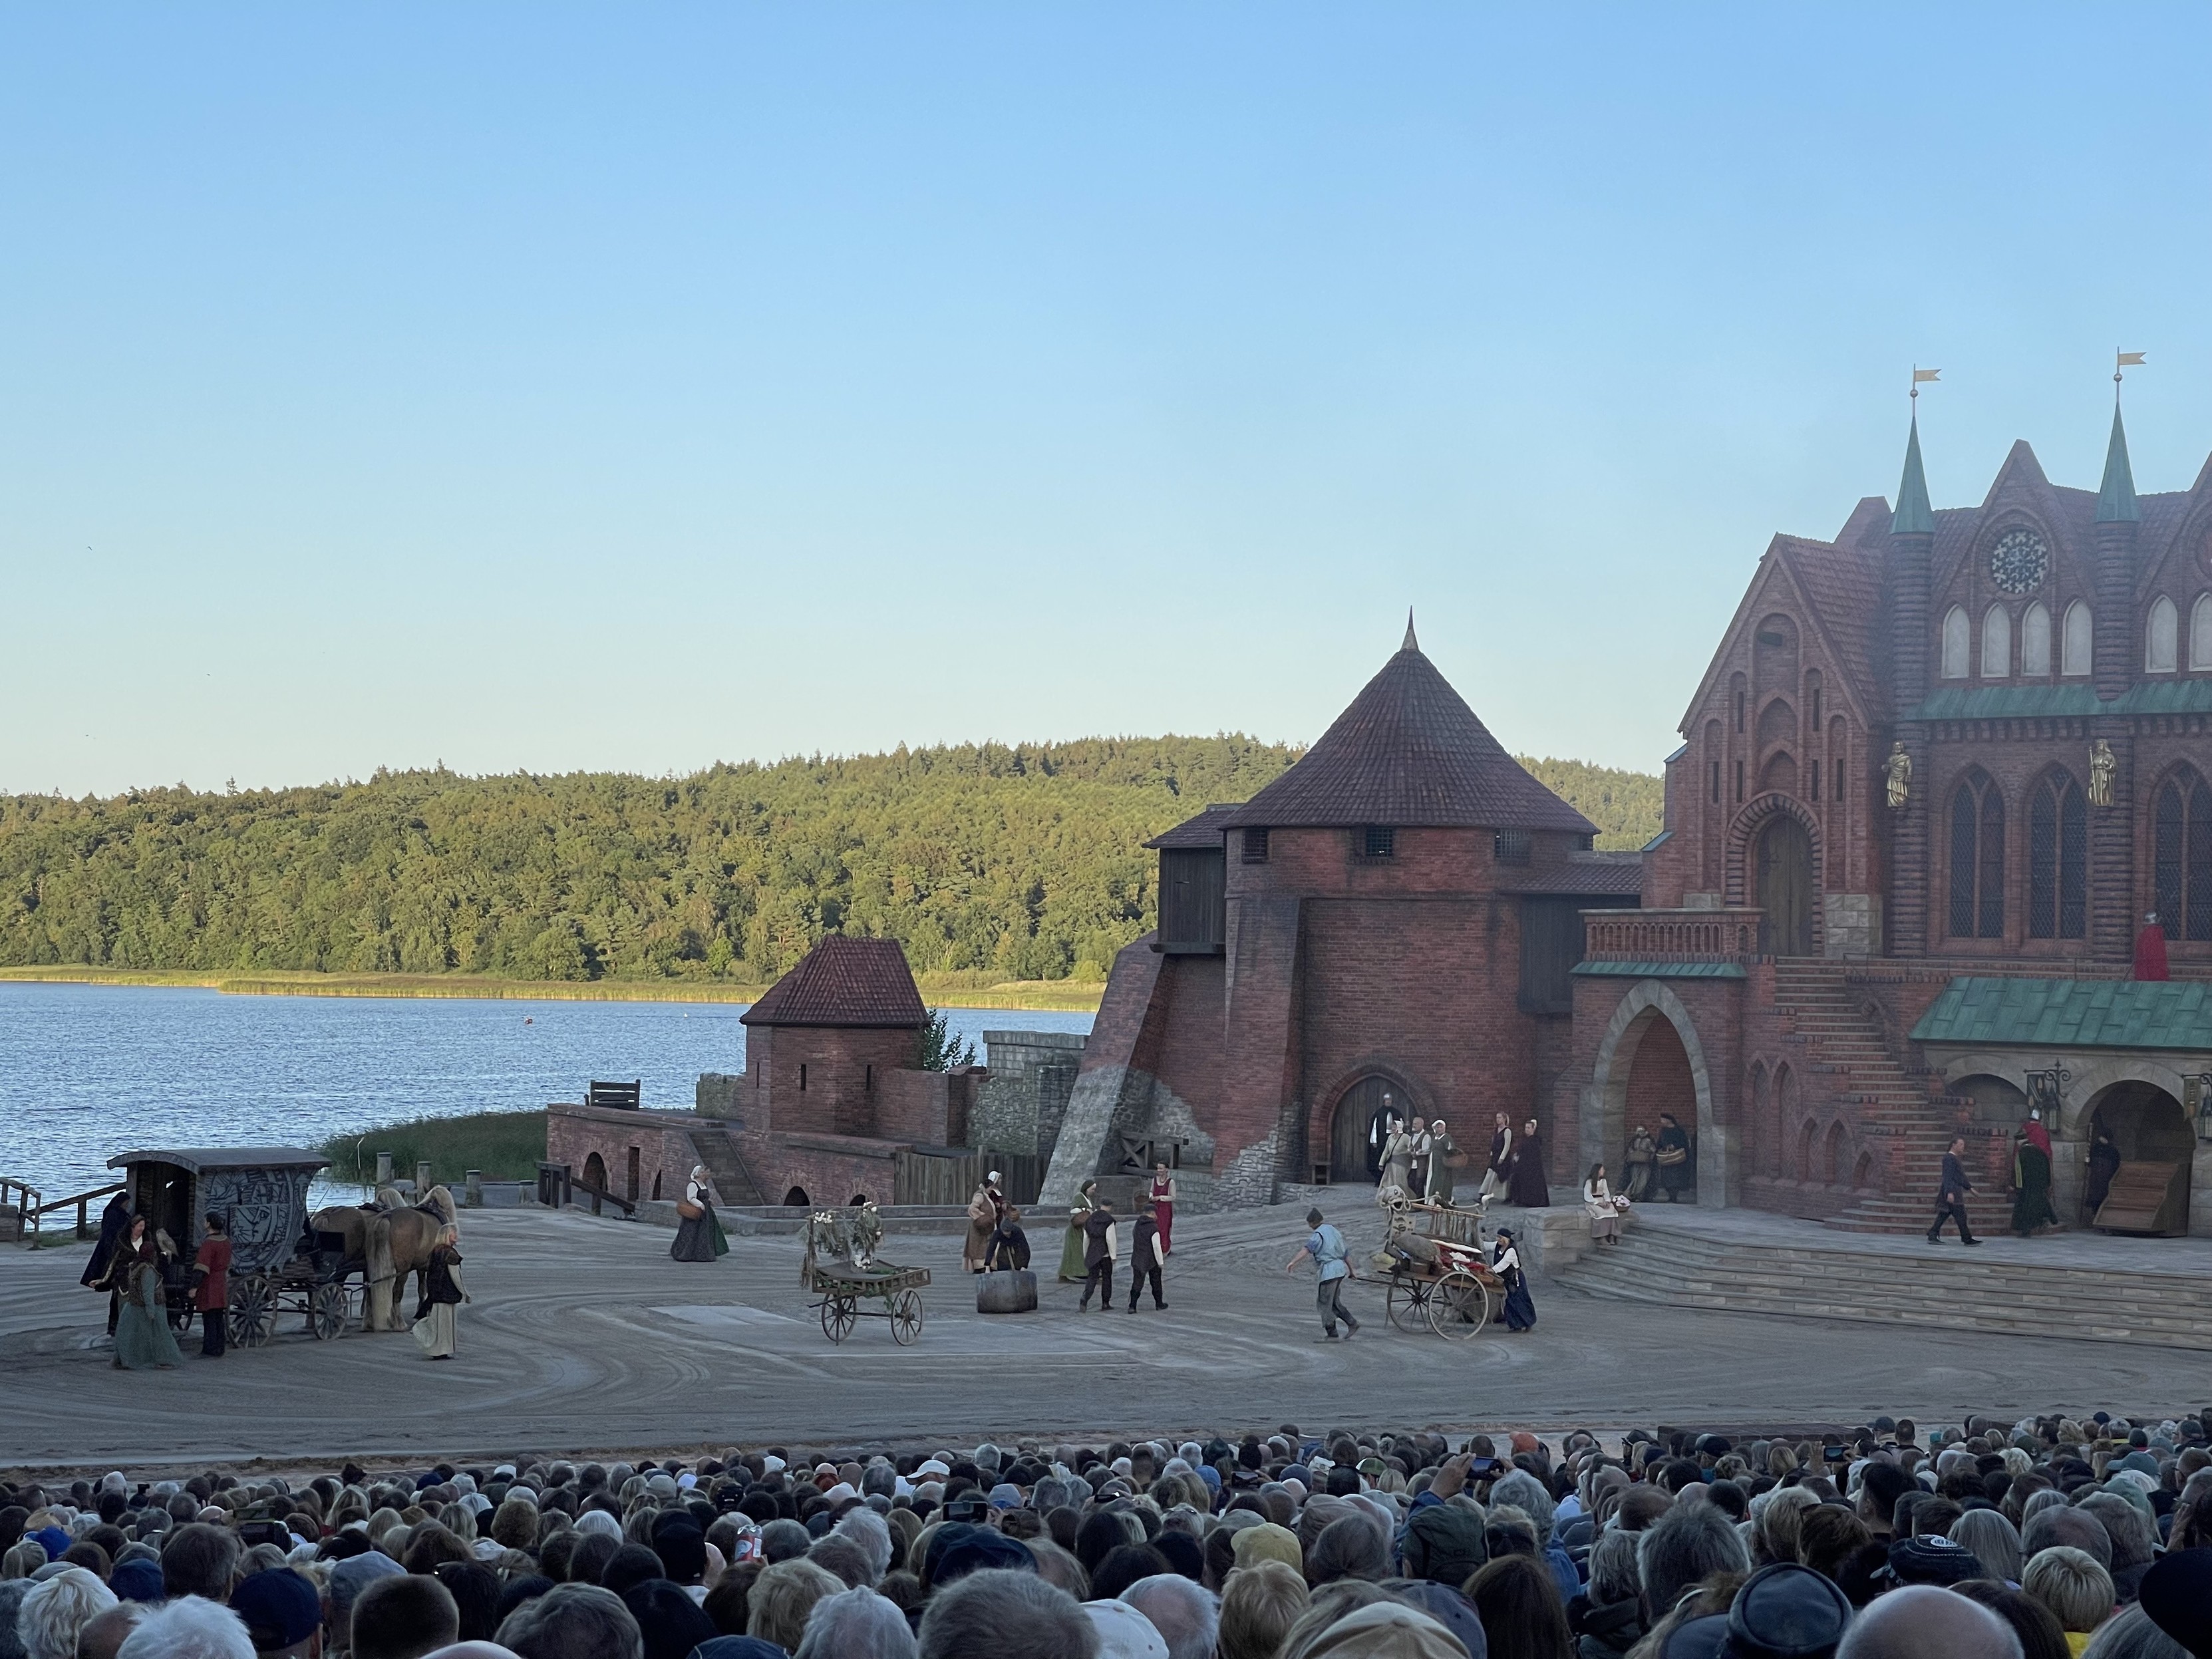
[{"left": 587, "top": 1080, "right": 642, "bottom": 1110}]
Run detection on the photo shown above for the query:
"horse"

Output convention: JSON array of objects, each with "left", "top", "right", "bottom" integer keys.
[{"left": 313, "top": 1185, "right": 458, "bottom": 1332}]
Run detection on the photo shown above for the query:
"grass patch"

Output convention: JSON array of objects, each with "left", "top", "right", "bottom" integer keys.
[
  {"left": 0, "top": 967, "right": 1104, "bottom": 1014},
  {"left": 319, "top": 1111, "right": 548, "bottom": 1189}
]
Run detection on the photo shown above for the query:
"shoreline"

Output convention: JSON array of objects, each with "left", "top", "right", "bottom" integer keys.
[{"left": 0, "top": 966, "right": 1104, "bottom": 1014}]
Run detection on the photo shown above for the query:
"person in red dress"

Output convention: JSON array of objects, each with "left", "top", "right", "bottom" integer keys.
[
  {"left": 191, "top": 1213, "right": 232, "bottom": 1359},
  {"left": 1148, "top": 1162, "right": 1177, "bottom": 1257},
  {"left": 2135, "top": 911, "right": 2171, "bottom": 982}
]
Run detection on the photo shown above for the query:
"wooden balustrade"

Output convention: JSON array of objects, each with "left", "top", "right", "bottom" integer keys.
[{"left": 1581, "top": 908, "right": 1764, "bottom": 963}]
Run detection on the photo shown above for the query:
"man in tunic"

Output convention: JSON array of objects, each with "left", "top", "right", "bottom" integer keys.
[
  {"left": 2010, "top": 1118, "right": 2058, "bottom": 1237},
  {"left": 1126, "top": 1201, "right": 1166, "bottom": 1312},
  {"left": 1058, "top": 1179, "right": 1099, "bottom": 1282},
  {"left": 1285, "top": 1207, "right": 1358, "bottom": 1340},
  {"left": 1076, "top": 1197, "right": 1118, "bottom": 1312},
  {"left": 1655, "top": 1113, "right": 1695, "bottom": 1203},
  {"left": 1408, "top": 1118, "right": 1433, "bottom": 1199},
  {"left": 1424, "top": 1120, "right": 1458, "bottom": 1207}
]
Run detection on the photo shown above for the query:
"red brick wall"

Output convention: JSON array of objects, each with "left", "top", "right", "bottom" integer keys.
[
  {"left": 758, "top": 1134, "right": 905, "bottom": 1208},
  {"left": 1148, "top": 954, "right": 1225, "bottom": 1159},
  {"left": 546, "top": 1107, "right": 697, "bottom": 1203},
  {"left": 1621, "top": 1014, "right": 1697, "bottom": 1137},
  {"left": 748, "top": 1025, "right": 921, "bottom": 1138}
]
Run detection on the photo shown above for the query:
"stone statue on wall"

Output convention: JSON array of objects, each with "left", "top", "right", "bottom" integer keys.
[
  {"left": 1884, "top": 742, "right": 1911, "bottom": 810},
  {"left": 2089, "top": 739, "right": 2116, "bottom": 808}
]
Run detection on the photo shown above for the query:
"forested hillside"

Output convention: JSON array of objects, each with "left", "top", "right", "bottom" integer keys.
[{"left": 0, "top": 742, "right": 1660, "bottom": 984}]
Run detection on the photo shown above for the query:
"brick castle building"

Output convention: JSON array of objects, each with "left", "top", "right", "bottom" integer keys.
[{"left": 1040, "top": 405, "right": 2212, "bottom": 1238}]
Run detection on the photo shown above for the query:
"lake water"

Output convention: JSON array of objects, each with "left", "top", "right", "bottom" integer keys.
[{"left": 0, "top": 984, "right": 1092, "bottom": 1208}]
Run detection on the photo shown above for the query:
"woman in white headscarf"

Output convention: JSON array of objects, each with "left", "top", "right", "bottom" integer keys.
[{"left": 671, "top": 1165, "right": 728, "bottom": 1262}]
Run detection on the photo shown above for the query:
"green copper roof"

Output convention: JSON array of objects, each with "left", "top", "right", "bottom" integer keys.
[
  {"left": 2097, "top": 404, "right": 2139, "bottom": 523},
  {"left": 1911, "top": 976, "right": 2212, "bottom": 1051},
  {"left": 1906, "top": 680, "right": 2212, "bottom": 722},
  {"left": 1571, "top": 961, "right": 1746, "bottom": 980},
  {"left": 1892, "top": 414, "right": 1935, "bottom": 536}
]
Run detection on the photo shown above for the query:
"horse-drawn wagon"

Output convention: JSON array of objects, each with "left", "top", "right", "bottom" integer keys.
[
  {"left": 800, "top": 1204, "right": 928, "bottom": 1345},
  {"left": 108, "top": 1147, "right": 363, "bottom": 1348},
  {"left": 1373, "top": 1193, "right": 1503, "bottom": 1340}
]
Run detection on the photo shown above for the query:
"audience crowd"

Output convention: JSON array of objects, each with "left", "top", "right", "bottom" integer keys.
[{"left": 6, "top": 1407, "right": 2212, "bottom": 1659}]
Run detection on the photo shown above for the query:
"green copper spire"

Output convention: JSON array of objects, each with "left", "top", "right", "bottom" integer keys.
[
  {"left": 1891, "top": 413, "right": 1934, "bottom": 535},
  {"left": 2096, "top": 403, "right": 2139, "bottom": 523}
]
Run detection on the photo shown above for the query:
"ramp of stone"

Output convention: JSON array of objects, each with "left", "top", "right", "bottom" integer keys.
[{"left": 1551, "top": 1213, "right": 2212, "bottom": 1351}]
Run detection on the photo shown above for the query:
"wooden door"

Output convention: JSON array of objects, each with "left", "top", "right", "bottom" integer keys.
[
  {"left": 1329, "top": 1077, "right": 1396, "bottom": 1183},
  {"left": 1756, "top": 818, "right": 1814, "bottom": 956}
]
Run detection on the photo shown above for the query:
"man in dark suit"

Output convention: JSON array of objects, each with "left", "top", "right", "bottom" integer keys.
[{"left": 1927, "top": 1135, "right": 1982, "bottom": 1246}]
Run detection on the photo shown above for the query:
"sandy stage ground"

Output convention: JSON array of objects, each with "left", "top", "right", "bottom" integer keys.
[{"left": 3, "top": 1203, "right": 2202, "bottom": 1474}]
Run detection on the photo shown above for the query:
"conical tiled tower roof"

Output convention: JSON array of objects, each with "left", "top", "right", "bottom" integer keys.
[{"left": 1221, "top": 636, "right": 1596, "bottom": 833}]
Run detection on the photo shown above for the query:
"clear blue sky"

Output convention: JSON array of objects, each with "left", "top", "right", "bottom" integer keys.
[{"left": 6, "top": 5, "right": 2210, "bottom": 796}]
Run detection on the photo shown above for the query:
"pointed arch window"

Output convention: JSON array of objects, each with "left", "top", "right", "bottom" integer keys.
[
  {"left": 2021, "top": 602, "right": 2052, "bottom": 677},
  {"left": 2062, "top": 601, "right": 2093, "bottom": 677},
  {"left": 2147, "top": 595, "right": 2179, "bottom": 673},
  {"left": 1949, "top": 772, "right": 2006, "bottom": 939},
  {"left": 2028, "top": 772, "right": 2088, "bottom": 940},
  {"left": 1981, "top": 605, "right": 2011, "bottom": 678},
  {"left": 1940, "top": 607, "right": 1971, "bottom": 679},
  {"left": 2153, "top": 770, "right": 2212, "bottom": 941},
  {"left": 2192, "top": 594, "right": 2212, "bottom": 672}
]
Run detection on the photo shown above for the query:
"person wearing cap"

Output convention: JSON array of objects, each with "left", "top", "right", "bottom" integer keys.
[
  {"left": 231, "top": 1566, "right": 323, "bottom": 1658},
  {"left": 1492, "top": 1229, "right": 1535, "bottom": 1332},
  {"left": 963, "top": 1174, "right": 1003, "bottom": 1275},
  {"left": 1287, "top": 1209, "right": 1358, "bottom": 1340},
  {"left": 985, "top": 1205, "right": 1031, "bottom": 1273},
  {"left": 1127, "top": 1201, "right": 1167, "bottom": 1314}
]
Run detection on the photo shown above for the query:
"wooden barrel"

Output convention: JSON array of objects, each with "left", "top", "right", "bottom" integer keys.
[{"left": 975, "top": 1269, "right": 1038, "bottom": 1314}]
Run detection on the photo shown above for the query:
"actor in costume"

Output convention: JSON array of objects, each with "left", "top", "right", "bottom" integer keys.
[
  {"left": 985, "top": 1205, "right": 1030, "bottom": 1272},
  {"left": 1148, "top": 1161, "right": 1178, "bottom": 1256},
  {"left": 1378, "top": 1120, "right": 1414, "bottom": 1199},
  {"left": 1408, "top": 1117, "right": 1432, "bottom": 1201},
  {"left": 1424, "top": 1120, "right": 1457, "bottom": 1207},
  {"left": 1126, "top": 1201, "right": 1166, "bottom": 1311},
  {"left": 1582, "top": 1163, "right": 1627, "bottom": 1246},
  {"left": 1655, "top": 1113, "right": 1694, "bottom": 1203},
  {"left": 190, "top": 1212, "right": 232, "bottom": 1358},
  {"left": 84, "top": 1188, "right": 133, "bottom": 1338},
  {"left": 412, "top": 1225, "right": 467, "bottom": 1360},
  {"left": 110, "top": 1219, "right": 183, "bottom": 1371},
  {"left": 2135, "top": 912, "right": 2171, "bottom": 982},
  {"left": 1493, "top": 1227, "right": 1536, "bottom": 1332},
  {"left": 2010, "top": 1117, "right": 2059, "bottom": 1237},
  {"left": 2083, "top": 1126, "right": 2121, "bottom": 1223},
  {"left": 1480, "top": 1113, "right": 1513, "bottom": 1203},
  {"left": 1076, "top": 1197, "right": 1118, "bottom": 1312},
  {"left": 1507, "top": 1118, "right": 1551, "bottom": 1208},
  {"left": 1058, "top": 1179, "right": 1099, "bottom": 1282},
  {"left": 961, "top": 1174, "right": 1003, "bottom": 1274},
  {"left": 671, "top": 1164, "right": 728, "bottom": 1262},
  {"left": 1624, "top": 1125, "right": 1657, "bottom": 1201}
]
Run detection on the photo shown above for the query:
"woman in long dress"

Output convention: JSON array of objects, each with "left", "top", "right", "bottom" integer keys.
[
  {"left": 1424, "top": 1120, "right": 1457, "bottom": 1207},
  {"left": 2010, "top": 1124, "right": 2058, "bottom": 1237},
  {"left": 110, "top": 1221, "right": 184, "bottom": 1371},
  {"left": 1058, "top": 1181, "right": 1098, "bottom": 1282},
  {"left": 1583, "top": 1163, "right": 1626, "bottom": 1245},
  {"left": 670, "top": 1165, "right": 728, "bottom": 1263},
  {"left": 1378, "top": 1120, "right": 1413, "bottom": 1200},
  {"left": 1493, "top": 1227, "right": 1537, "bottom": 1332},
  {"left": 1507, "top": 1120, "right": 1551, "bottom": 1208},
  {"left": 412, "top": 1225, "right": 467, "bottom": 1360},
  {"left": 1148, "top": 1163, "right": 1178, "bottom": 1256}
]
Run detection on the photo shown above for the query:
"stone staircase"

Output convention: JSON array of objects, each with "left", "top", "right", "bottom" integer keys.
[
  {"left": 1551, "top": 1215, "right": 2212, "bottom": 1350},
  {"left": 1768, "top": 962, "right": 1998, "bottom": 1237},
  {"left": 686, "top": 1125, "right": 766, "bottom": 1208}
]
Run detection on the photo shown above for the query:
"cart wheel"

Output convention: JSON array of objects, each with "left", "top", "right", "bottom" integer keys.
[
  {"left": 821, "top": 1294, "right": 857, "bottom": 1344},
  {"left": 230, "top": 1276, "right": 276, "bottom": 1349},
  {"left": 890, "top": 1288, "right": 923, "bottom": 1346},
  {"left": 310, "top": 1282, "right": 351, "bottom": 1340},
  {"left": 1384, "top": 1277, "right": 1427, "bottom": 1333},
  {"left": 1428, "top": 1270, "right": 1492, "bottom": 1340}
]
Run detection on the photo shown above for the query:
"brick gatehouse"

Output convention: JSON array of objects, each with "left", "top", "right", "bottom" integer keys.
[{"left": 1041, "top": 406, "right": 2212, "bottom": 1238}]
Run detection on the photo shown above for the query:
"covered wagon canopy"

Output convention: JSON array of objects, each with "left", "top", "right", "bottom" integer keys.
[{"left": 108, "top": 1147, "right": 331, "bottom": 1175}]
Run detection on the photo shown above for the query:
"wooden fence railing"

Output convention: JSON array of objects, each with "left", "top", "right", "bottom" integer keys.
[{"left": 1582, "top": 908, "right": 1763, "bottom": 963}]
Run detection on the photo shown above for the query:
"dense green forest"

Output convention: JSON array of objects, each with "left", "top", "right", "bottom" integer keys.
[{"left": 0, "top": 742, "right": 1660, "bottom": 984}]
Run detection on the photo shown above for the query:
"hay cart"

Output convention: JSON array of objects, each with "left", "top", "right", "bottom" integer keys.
[
  {"left": 109, "top": 1147, "right": 361, "bottom": 1348},
  {"left": 1375, "top": 1195, "right": 1503, "bottom": 1340},
  {"left": 800, "top": 1205, "right": 928, "bottom": 1345}
]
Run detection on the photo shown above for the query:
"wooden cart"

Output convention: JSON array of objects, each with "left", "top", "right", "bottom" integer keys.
[
  {"left": 108, "top": 1147, "right": 361, "bottom": 1348},
  {"left": 800, "top": 1205, "right": 928, "bottom": 1345},
  {"left": 1376, "top": 1197, "right": 1503, "bottom": 1340}
]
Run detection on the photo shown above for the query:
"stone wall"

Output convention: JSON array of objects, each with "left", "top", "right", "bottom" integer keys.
[
  {"left": 546, "top": 1104, "right": 701, "bottom": 1205},
  {"left": 974, "top": 1031, "right": 1087, "bottom": 1158}
]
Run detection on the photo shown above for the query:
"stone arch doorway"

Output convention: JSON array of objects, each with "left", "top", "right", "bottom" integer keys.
[
  {"left": 2086, "top": 1082, "right": 2193, "bottom": 1235},
  {"left": 1756, "top": 816, "right": 1815, "bottom": 956},
  {"left": 1583, "top": 982, "right": 1723, "bottom": 1205},
  {"left": 1328, "top": 1076, "right": 1405, "bottom": 1184},
  {"left": 582, "top": 1153, "right": 607, "bottom": 1193}
]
